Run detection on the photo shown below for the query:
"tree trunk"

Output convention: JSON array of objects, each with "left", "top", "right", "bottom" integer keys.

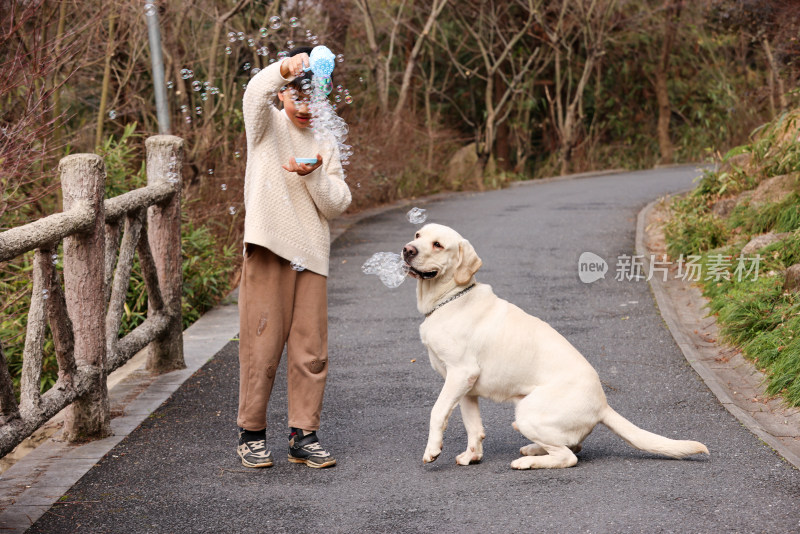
[
  {"left": 654, "top": 0, "right": 680, "bottom": 164},
  {"left": 95, "top": 13, "right": 116, "bottom": 149},
  {"left": 761, "top": 37, "right": 786, "bottom": 115},
  {"left": 356, "top": 0, "right": 389, "bottom": 113},
  {"left": 392, "top": 0, "right": 448, "bottom": 124},
  {"left": 493, "top": 72, "right": 511, "bottom": 171}
]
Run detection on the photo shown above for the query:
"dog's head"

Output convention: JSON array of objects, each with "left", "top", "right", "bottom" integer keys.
[{"left": 402, "top": 223, "right": 482, "bottom": 286}]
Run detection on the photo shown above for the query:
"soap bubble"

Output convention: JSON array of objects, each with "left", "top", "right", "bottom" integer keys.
[
  {"left": 269, "top": 15, "right": 281, "bottom": 29},
  {"left": 51, "top": 254, "right": 58, "bottom": 265},
  {"left": 291, "top": 257, "right": 307, "bottom": 271},
  {"left": 345, "top": 95, "right": 353, "bottom": 104},
  {"left": 221, "top": 184, "right": 227, "bottom": 191},
  {"left": 289, "top": 17, "right": 300, "bottom": 27},
  {"left": 362, "top": 252, "right": 407, "bottom": 288},
  {"left": 336, "top": 85, "right": 344, "bottom": 93},
  {"left": 334, "top": 95, "right": 341, "bottom": 103},
  {"left": 200, "top": 92, "right": 208, "bottom": 101},
  {"left": 277, "top": 51, "right": 288, "bottom": 59},
  {"left": 195, "top": 106, "right": 203, "bottom": 115},
  {"left": 336, "top": 54, "right": 344, "bottom": 63},
  {"left": 258, "top": 46, "right": 269, "bottom": 57},
  {"left": 181, "top": 68, "right": 193, "bottom": 79},
  {"left": 251, "top": 68, "right": 261, "bottom": 75},
  {"left": 208, "top": 168, "right": 214, "bottom": 175},
  {"left": 260, "top": 27, "right": 268, "bottom": 37},
  {"left": 108, "top": 110, "right": 117, "bottom": 119},
  {"left": 237, "top": 32, "right": 245, "bottom": 41},
  {"left": 42, "top": 289, "right": 49, "bottom": 300},
  {"left": 234, "top": 151, "right": 242, "bottom": 159},
  {"left": 407, "top": 207, "right": 427, "bottom": 224},
  {"left": 247, "top": 38, "right": 256, "bottom": 47},
  {"left": 243, "top": 62, "right": 251, "bottom": 71},
  {"left": 192, "top": 80, "right": 202, "bottom": 91},
  {"left": 228, "top": 31, "right": 237, "bottom": 43},
  {"left": 166, "top": 80, "right": 174, "bottom": 89},
  {"left": 185, "top": 116, "right": 192, "bottom": 124},
  {"left": 210, "top": 86, "right": 220, "bottom": 95},
  {"left": 180, "top": 104, "right": 189, "bottom": 114},
  {"left": 229, "top": 206, "right": 237, "bottom": 215},
  {"left": 144, "top": 3, "right": 156, "bottom": 16}
]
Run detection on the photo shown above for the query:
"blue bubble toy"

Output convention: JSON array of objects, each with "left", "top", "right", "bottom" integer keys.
[{"left": 304, "top": 45, "right": 336, "bottom": 78}]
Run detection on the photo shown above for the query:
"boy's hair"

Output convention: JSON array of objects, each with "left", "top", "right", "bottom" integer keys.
[{"left": 286, "top": 46, "right": 314, "bottom": 90}]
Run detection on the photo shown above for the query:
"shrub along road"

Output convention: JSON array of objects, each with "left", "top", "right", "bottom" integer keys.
[{"left": 29, "top": 167, "right": 800, "bottom": 532}]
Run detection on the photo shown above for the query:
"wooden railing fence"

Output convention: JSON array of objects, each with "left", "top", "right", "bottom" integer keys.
[{"left": 0, "top": 135, "right": 186, "bottom": 457}]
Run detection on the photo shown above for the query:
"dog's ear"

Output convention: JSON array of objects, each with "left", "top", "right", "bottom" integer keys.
[{"left": 454, "top": 239, "right": 482, "bottom": 285}]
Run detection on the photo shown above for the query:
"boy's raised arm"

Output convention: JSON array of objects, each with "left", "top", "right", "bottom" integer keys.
[{"left": 242, "top": 59, "right": 294, "bottom": 144}]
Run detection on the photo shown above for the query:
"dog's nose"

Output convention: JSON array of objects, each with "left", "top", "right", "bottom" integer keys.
[{"left": 403, "top": 245, "right": 418, "bottom": 261}]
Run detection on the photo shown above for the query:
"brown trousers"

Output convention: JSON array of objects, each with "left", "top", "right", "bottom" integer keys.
[{"left": 237, "top": 244, "right": 328, "bottom": 432}]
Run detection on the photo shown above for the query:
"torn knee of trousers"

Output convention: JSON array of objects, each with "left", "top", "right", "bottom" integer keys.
[
  {"left": 256, "top": 312, "right": 269, "bottom": 336},
  {"left": 307, "top": 359, "right": 327, "bottom": 374}
]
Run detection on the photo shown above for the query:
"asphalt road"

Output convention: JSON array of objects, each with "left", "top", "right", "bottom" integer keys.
[{"left": 29, "top": 168, "right": 800, "bottom": 533}]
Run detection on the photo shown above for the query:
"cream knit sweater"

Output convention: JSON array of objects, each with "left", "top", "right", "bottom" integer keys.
[{"left": 242, "top": 59, "right": 352, "bottom": 276}]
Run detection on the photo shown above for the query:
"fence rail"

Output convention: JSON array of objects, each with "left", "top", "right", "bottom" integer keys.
[{"left": 0, "top": 135, "right": 185, "bottom": 457}]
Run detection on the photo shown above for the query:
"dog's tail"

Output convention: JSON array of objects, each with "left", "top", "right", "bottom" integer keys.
[{"left": 601, "top": 405, "right": 709, "bottom": 459}]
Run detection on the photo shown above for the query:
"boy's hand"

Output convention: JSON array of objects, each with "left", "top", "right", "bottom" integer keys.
[
  {"left": 282, "top": 154, "right": 322, "bottom": 176},
  {"left": 280, "top": 53, "right": 310, "bottom": 79}
]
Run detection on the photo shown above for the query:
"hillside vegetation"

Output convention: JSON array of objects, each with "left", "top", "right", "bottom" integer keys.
[{"left": 665, "top": 109, "right": 800, "bottom": 406}]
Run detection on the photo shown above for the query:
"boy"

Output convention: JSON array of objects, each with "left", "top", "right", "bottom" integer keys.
[{"left": 236, "top": 47, "right": 352, "bottom": 469}]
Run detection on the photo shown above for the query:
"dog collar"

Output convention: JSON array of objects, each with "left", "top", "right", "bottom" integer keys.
[{"left": 425, "top": 284, "right": 476, "bottom": 318}]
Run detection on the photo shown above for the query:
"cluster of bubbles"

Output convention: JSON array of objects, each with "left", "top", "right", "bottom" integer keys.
[
  {"left": 166, "top": 155, "right": 179, "bottom": 184},
  {"left": 362, "top": 252, "right": 408, "bottom": 288},
  {"left": 309, "top": 74, "right": 353, "bottom": 173},
  {"left": 291, "top": 257, "right": 307, "bottom": 272},
  {"left": 406, "top": 207, "right": 427, "bottom": 224},
  {"left": 362, "top": 208, "right": 431, "bottom": 288}
]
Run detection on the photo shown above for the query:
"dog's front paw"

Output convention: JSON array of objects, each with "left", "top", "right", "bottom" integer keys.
[
  {"left": 455, "top": 450, "right": 482, "bottom": 465},
  {"left": 422, "top": 444, "right": 442, "bottom": 464}
]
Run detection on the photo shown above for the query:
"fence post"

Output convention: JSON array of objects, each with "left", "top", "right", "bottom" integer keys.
[
  {"left": 145, "top": 135, "right": 186, "bottom": 373},
  {"left": 60, "top": 154, "right": 111, "bottom": 441}
]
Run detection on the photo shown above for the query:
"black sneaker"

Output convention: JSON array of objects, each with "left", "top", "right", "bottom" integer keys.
[
  {"left": 288, "top": 429, "right": 337, "bottom": 468},
  {"left": 237, "top": 428, "right": 273, "bottom": 468}
]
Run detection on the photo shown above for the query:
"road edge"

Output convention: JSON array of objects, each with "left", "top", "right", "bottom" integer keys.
[{"left": 636, "top": 196, "right": 800, "bottom": 470}]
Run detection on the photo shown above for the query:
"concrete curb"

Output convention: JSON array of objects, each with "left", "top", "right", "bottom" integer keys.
[
  {"left": 0, "top": 165, "right": 696, "bottom": 532},
  {"left": 635, "top": 196, "right": 800, "bottom": 470}
]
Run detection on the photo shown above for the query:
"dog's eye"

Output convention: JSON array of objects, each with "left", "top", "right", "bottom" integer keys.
[
  {"left": 433, "top": 241, "right": 443, "bottom": 249},
  {"left": 415, "top": 233, "right": 420, "bottom": 239}
]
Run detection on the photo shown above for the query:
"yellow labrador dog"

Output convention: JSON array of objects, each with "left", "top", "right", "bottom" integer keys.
[{"left": 402, "top": 223, "right": 708, "bottom": 469}]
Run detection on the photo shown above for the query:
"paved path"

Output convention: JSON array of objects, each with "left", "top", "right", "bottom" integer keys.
[{"left": 24, "top": 168, "right": 800, "bottom": 532}]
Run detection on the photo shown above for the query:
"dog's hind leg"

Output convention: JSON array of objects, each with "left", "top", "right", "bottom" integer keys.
[
  {"left": 519, "top": 443, "right": 547, "bottom": 456},
  {"left": 456, "top": 395, "right": 485, "bottom": 465},
  {"left": 519, "top": 442, "right": 581, "bottom": 456},
  {"left": 511, "top": 443, "right": 578, "bottom": 469}
]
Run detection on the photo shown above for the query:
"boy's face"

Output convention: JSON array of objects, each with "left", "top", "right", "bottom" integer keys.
[{"left": 278, "top": 87, "right": 312, "bottom": 129}]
